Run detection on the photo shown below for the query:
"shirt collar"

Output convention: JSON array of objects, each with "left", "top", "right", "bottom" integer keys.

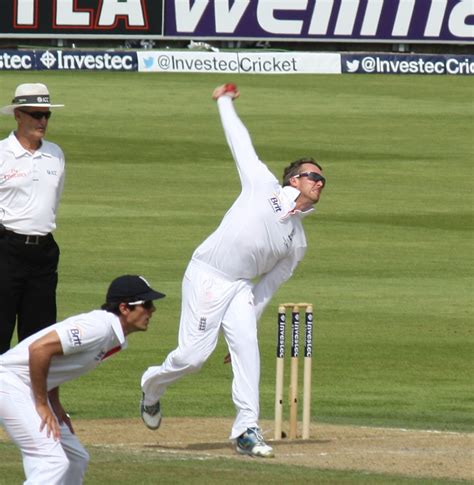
[
  {"left": 281, "top": 185, "right": 300, "bottom": 205},
  {"left": 280, "top": 185, "right": 315, "bottom": 220},
  {"left": 110, "top": 313, "right": 128, "bottom": 349},
  {"left": 8, "top": 131, "right": 48, "bottom": 158}
]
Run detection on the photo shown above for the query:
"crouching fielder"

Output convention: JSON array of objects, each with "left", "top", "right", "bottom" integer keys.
[
  {"left": 141, "top": 83, "right": 326, "bottom": 457},
  {"left": 0, "top": 275, "right": 165, "bottom": 484}
]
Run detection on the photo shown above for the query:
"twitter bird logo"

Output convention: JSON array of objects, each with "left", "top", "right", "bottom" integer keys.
[
  {"left": 346, "top": 60, "right": 360, "bottom": 73},
  {"left": 143, "top": 57, "right": 154, "bottom": 69}
]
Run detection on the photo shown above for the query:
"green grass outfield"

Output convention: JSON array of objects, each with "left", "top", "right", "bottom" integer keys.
[{"left": 0, "top": 71, "right": 472, "bottom": 483}]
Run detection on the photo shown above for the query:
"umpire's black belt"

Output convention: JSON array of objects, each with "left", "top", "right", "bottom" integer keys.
[{"left": 4, "top": 229, "right": 52, "bottom": 245}]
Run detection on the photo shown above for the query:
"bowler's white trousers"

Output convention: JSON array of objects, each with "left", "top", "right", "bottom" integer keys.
[
  {"left": 141, "top": 259, "right": 260, "bottom": 439},
  {"left": 0, "top": 369, "right": 89, "bottom": 484}
]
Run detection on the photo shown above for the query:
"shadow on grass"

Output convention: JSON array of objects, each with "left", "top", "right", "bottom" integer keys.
[{"left": 144, "top": 438, "right": 331, "bottom": 451}]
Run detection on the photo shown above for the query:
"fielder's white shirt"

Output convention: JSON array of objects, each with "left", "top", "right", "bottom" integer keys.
[
  {"left": 0, "top": 310, "right": 127, "bottom": 391},
  {"left": 0, "top": 131, "right": 65, "bottom": 235},
  {"left": 192, "top": 96, "right": 314, "bottom": 318}
]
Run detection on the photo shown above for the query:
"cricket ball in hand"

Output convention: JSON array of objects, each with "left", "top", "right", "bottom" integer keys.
[{"left": 224, "top": 83, "right": 238, "bottom": 93}]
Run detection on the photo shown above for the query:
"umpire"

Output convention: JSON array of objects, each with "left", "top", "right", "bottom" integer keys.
[{"left": 0, "top": 83, "right": 65, "bottom": 353}]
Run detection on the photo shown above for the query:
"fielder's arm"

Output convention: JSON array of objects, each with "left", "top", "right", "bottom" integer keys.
[{"left": 28, "top": 331, "right": 64, "bottom": 440}]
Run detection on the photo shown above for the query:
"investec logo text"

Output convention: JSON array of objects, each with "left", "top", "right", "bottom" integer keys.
[
  {"left": 0, "top": 51, "right": 34, "bottom": 69},
  {"left": 346, "top": 56, "right": 474, "bottom": 75},
  {"left": 39, "top": 51, "right": 135, "bottom": 70}
]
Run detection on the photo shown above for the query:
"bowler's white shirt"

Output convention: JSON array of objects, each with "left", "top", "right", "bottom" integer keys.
[
  {"left": 192, "top": 96, "right": 314, "bottom": 318},
  {"left": 0, "top": 310, "right": 127, "bottom": 391},
  {"left": 0, "top": 131, "right": 65, "bottom": 235}
]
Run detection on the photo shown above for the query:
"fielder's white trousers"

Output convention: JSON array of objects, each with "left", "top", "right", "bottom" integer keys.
[
  {"left": 0, "top": 369, "right": 89, "bottom": 484},
  {"left": 141, "top": 259, "right": 260, "bottom": 439}
]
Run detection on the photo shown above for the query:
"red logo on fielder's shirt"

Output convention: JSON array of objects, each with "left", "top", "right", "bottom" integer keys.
[{"left": 100, "top": 345, "right": 122, "bottom": 361}]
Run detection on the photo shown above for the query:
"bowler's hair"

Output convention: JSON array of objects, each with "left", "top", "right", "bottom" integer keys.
[{"left": 282, "top": 158, "right": 323, "bottom": 187}]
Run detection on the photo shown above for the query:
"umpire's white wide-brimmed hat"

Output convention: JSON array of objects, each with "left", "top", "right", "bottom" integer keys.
[{"left": 0, "top": 83, "right": 64, "bottom": 115}]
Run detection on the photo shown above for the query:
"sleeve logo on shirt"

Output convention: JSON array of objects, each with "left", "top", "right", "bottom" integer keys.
[
  {"left": 198, "top": 317, "right": 207, "bottom": 331},
  {"left": 268, "top": 195, "right": 282, "bottom": 213},
  {"left": 68, "top": 327, "right": 82, "bottom": 347}
]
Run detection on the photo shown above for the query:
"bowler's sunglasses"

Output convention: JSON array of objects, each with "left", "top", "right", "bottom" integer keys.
[
  {"left": 19, "top": 109, "right": 52, "bottom": 120},
  {"left": 295, "top": 171, "right": 326, "bottom": 186},
  {"left": 128, "top": 300, "right": 154, "bottom": 310}
]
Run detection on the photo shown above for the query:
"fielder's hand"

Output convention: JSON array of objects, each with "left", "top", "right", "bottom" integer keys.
[
  {"left": 36, "top": 403, "right": 61, "bottom": 441},
  {"left": 55, "top": 407, "right": 74, "bottom": 434},
  {"left": 212, "top": 83, "right": 240, "bottom": 101},
  {"left": 48, "top": 389, "right": 75, "bottom": 434}
]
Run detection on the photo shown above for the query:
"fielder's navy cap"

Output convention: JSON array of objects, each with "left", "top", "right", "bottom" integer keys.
[{"left": 106, "top": 275, "right": 166, "bottom": 303}]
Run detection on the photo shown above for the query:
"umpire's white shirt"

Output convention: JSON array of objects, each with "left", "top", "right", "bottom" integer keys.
[
  {"left": 0, "top": 131, "right": 65, "bottom": 235},
  {"left": 0, "top": 310, "right": 127, "bottom": 390},
  {"left": 193, "top": 96, "right": 313, "bottom": 318}
]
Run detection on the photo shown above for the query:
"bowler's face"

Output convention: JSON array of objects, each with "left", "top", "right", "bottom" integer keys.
[{"left": 292, "top": 163, "right": 325, "bottom": 207}]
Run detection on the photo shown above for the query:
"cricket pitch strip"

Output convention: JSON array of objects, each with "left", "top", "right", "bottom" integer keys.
[{"left": 1, "top": 418, "right": 472, "bottom": 481}]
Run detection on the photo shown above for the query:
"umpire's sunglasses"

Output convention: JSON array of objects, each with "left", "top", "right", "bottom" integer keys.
[
  {"left": 18, "top": 109, "right": 52, "bottom": 120},
  {"left": 128, "top": 300, "right": 154, "bottom": 309},
  {"left": 294, "top": 171, "right": 326, "bottom": 186}
]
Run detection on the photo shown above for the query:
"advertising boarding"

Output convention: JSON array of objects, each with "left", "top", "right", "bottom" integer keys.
[{"left": 0, "top": 0, "right": 472, "bottom": 44}]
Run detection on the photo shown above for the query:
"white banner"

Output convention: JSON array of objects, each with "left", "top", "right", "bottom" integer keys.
[{"left": 137, "top": 51, "right": 341, "bottom": 74}]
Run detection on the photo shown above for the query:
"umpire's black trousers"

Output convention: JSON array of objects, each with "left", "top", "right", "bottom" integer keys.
[{"left": 0, "top": 229, "right": 60, "bottom": 353}]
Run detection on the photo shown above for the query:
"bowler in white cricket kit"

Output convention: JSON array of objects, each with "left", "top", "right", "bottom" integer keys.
[
  {"left": 141, "top": 84, "right": 326, "bottom": 458},
  {"left": 0, "top": 275, "right": 165, "bottom": 484}
]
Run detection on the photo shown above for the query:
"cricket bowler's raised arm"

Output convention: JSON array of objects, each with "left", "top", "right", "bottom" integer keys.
[{"left": 213, "top": 84, "right": 273, "bottom": 189}]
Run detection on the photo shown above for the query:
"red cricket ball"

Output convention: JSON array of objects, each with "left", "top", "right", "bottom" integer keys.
[{"left": 224, "top": 83, "right": 237, "bottom": 92}]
